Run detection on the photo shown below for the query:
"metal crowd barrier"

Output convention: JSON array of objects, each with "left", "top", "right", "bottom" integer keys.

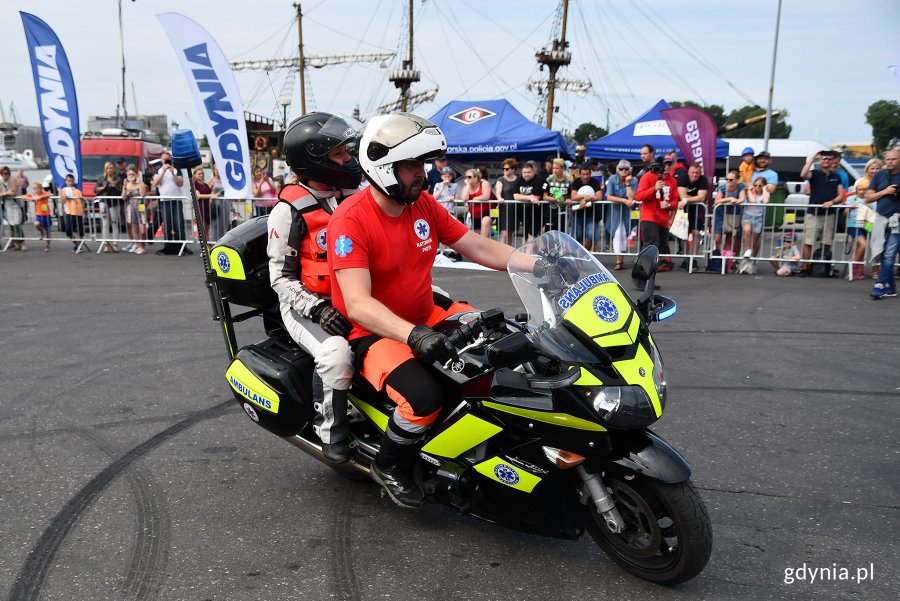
[
  {"left": 457, "top": 199, "right": 710, "bottom": 268},
  {"left": 708, "top": 202, "right": 868, "bottom": 279},
  {"left": 1, "top": 195, "right": 278, "bottom": 255},
  {"left": 458, "top": 199, "right": 875, "bottom": 280},
  {"left": 1, "top": 194, "right": 882, "bottom": 281}
]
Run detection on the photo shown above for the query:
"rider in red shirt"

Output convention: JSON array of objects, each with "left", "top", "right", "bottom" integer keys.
[{"left": 328, "top": 113, "right": 519, "bottom": 508}]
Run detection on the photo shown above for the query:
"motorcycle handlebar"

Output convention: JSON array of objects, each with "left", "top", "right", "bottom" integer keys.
[{"left": 448, "top": 322, "right": 478, "bottom": 348}]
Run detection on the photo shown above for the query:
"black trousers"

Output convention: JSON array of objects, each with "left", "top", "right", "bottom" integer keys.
[{"left": 640, "top": 221, "right": 669, "bottom": 259}]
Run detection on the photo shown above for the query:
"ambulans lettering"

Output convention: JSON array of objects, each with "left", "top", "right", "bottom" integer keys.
[
  {"left": 558, "top": 272, "right": 612, "bottom": 310},
  {"left": 229, "top": 375, "right": 274, "bottom": 411}
]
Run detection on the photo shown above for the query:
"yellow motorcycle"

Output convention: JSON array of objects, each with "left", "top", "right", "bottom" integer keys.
[{"left": 205, "top": 217, "right": 711, "bottom": 584}]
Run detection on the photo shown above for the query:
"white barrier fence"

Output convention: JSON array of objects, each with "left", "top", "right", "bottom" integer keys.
[
  {"left": 1, "top": 195, "right": 276, "bottom": 255},
  {"left": 459, "top": 199, "right": 880, "bottom": 280},
  {"left": 2, "top": 194, "right": 886, "bottom": 281}
]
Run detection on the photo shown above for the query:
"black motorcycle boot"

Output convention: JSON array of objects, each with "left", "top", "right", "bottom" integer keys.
[
  {"left": 371, "top": 434, "right": 424, "bottom": 508},
  {"left": 322, "top": 389, "right": 350, "bottom": 464}
]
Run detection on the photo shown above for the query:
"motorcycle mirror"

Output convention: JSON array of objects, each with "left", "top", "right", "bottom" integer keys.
[
  {"left": 632, "top": 246, "right": 659, "bottom": 283},
  {"left": 633, "top": 245, "right": 659, "bottom": 313}
]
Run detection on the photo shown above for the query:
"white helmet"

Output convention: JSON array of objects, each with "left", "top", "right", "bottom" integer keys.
[{"left": 358, "top": 113, "right": 446, "bottom": 204}]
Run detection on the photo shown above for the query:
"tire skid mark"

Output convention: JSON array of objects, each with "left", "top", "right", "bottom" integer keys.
[
  {"left": 122, "top": 465, "right": 170, "bottom": 601},
  {"left": 74, "top": 427, "right": 172, "bottom": 601},
  {"left": 8, "top": 400, "right": 231, "bottom": 601},
  {"left": 330, "top": 484, "right": 362, "bottom": 601},
  {"left": 0, "top": 405, "right": 241, "bottom": 445}
]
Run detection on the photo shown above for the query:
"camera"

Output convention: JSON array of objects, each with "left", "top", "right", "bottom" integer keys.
[
  {"left": 164, "top": 159, "right": 173, "bottom": 166},
  {"left": 649, "top": 163, "right": 664, "bottom": 175}
]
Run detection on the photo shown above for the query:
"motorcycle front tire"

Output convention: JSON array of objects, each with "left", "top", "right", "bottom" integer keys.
[{"left": 581, "top": 476, "right": 712, "bottom": 585}]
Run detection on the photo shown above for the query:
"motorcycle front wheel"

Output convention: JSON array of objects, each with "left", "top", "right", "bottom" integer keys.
[{"left": 581, "top": 476, "right": 712, "bottom": 585}]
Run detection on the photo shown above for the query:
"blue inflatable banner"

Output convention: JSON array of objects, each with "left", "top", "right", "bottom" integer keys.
[
  {"left": 158, "top": 12, "right": 251, "bottom": 198},
  {"left": 20, "top": 12, "right": 82, "bottom": 189}
]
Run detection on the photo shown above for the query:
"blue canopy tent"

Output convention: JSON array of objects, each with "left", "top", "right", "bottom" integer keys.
[
  {"left": 584, "top": 99, "right": 729, "bottom": 161},
  {"left": 427, "top": 99, "right": 575, "bottom": 161}
]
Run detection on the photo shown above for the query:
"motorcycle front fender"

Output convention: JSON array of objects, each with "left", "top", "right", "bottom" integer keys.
[{"left": 602, "top": 429, "right": 691, "bottom": 484}]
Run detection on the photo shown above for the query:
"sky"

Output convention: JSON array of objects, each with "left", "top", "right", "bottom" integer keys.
[{"left": 2, "top": 0, "right": 899, "bottom": 145}]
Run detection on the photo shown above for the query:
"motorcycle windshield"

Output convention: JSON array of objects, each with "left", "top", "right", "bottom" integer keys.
[{"left": 507, "top": 231, "right": 638, "bottom": 362}]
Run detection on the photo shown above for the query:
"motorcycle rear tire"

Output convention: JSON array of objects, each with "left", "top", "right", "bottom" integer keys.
[{"left": 581, "top": 476, "right": 712, "bottom": 585}]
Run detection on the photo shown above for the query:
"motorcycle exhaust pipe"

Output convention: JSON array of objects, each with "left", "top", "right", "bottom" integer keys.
[{"left": 284, "top": 434, "right": 371, "bottom": 477}]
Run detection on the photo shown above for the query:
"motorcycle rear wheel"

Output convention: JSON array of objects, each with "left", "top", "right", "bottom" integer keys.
[{"left": 582, "top": 476, "right": 712, "bottom": 585}]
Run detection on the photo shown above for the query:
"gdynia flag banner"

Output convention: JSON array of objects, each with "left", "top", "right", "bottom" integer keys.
[
  {"left": 20, "top": 12, "right": 82, "bottom": 189},
  {"left": 158, "top": 12, "right": 252, "bottom": 198},
  {"left": 661, "top": 107, "right": 718, "bottom": 194}
]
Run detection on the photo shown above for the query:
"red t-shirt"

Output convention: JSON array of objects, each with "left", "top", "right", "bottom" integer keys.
[
  {"left": 636, "top": 172, "right": 679, "bottom": 228},
  {"left": 328, "top": 187, "right": 469, "bottom": 340}
]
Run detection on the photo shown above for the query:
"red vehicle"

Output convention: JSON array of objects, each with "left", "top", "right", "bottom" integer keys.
[{"left": 80, "top": 129, "right": 165, "bottom": 197}]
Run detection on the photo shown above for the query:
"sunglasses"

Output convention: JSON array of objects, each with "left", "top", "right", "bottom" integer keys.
[
  {"left": 503, "top": 167, "right": 513, "bottom": 171},
  {"left": 618, "top": 167, "right": 630, "bottom": 171},
  {"left": 465, "top": 175, "right": 474, "bottom": 179},
  {"left": 725, "top": 178, "right": 736, "bottom": 182}
]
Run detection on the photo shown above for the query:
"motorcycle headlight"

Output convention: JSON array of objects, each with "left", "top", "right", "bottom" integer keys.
[{"left": 581, "top": 385, "right": 658, "bottom": 429}]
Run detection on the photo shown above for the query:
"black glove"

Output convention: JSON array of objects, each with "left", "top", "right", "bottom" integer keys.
[
  {"left": 311, "top": 301, "right": 353, "bottom": 338},
  {"left": 532, "top": 257, "right": 552, "bottom": 278},
  {"left": 533, "top": 256, "right": 579, "bottom": 283},
  {"left": 407, "top": 325, "right": 458, "bottom": 364}
]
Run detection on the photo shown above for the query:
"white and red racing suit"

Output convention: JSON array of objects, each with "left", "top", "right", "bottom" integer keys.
[{"left": 267, "top": 183, "right": 354, "bottom": 444}]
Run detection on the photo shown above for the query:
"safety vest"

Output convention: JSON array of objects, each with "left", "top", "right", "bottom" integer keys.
[{"left": 280, "top": 184, "right": 332, "bottom": 296}]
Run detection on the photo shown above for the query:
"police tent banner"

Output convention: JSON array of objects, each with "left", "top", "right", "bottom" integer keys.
[
  {"left": 661, "top": 107, "right": 718, "bottom": 193},
  {"left": 157, "top": 12, "right": 251, "bottom": 198},
  {"left": 20, "top": 12, "right": 82, "bottom": 189}
]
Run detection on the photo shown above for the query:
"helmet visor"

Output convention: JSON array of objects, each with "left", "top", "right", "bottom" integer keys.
[
  {"left": 369, "top": 113, "right": 441, "bottom": 153},
  {"left": 304, "top": 114, "right": 364, "bottom": 159}
]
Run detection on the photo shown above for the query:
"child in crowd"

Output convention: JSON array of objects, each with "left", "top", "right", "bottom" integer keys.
[
  {"left": 843, "top": 184, "right": 871, "bottom": 280},
  {"left": 740, "top": 176, "right": 770, "bottom": 261},
  {"left": 431, "top": 166, "right": 458, "bottom": 217},
  {"left": 771, "top": 233, "right": 801, "bottom": 276},
  {"left": 61, "top": 174, "right": 85, "bottom": 253},
  {"left": 26, "top": 180, "right": 52, "bottom": 251}
]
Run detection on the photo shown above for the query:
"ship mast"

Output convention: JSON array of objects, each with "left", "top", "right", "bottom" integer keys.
[
  {"left": 389, "top": 0, "right": 420, "bottom": 113},
  {"left": 295, "top": 3, "right": 306, "bottom": 115},
  {"left": 531, "top": 0, "right": 590, "bottom": 129},
  {"left": 230, "top": 3, "right": 395, "bottom": 121}
]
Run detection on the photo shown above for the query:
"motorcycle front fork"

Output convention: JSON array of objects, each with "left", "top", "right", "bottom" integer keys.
[{"left": 577, "top": 466, "right": 625, "bottom": 534}]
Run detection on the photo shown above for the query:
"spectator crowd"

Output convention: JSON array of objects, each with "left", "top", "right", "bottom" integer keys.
[{"left": 3, "top": 144, "right": 899, "bottom": 300}]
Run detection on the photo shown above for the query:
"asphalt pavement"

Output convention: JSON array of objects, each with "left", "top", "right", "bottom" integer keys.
[{"left": 0, "top": 247, "right": 897, "bottom": 601}]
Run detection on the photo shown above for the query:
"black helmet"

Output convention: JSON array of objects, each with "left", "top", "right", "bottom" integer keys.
[{"left": 283, "top": 112, "right": 363, "bottom": 189}]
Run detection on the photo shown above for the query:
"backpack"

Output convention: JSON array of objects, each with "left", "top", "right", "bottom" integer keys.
[{"left": 810, "top": 248, "right": 837, "bottom": 278}]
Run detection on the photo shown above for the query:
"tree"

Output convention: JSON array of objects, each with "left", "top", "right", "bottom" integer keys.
[
  {"left": 865, "top": 99, "right": 900, "bottom": 153},
  {"left": 724, "top": 105, "right": 791, "bottom": 138},
  {"left": 572, "top": 122, "right": 608, "bottom": 145},
  {"left": 670, "top": 101, "right": 727, "bottom": 130},
  {"left": 670, "top": 101, "right": 792, "bottom": 138}
]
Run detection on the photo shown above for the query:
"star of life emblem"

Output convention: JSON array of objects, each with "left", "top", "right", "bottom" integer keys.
[
  {"left": 335, "top": 235, "right": 353, "bottom": 257},
  {"left": 414, "top": 219, "right": 430, "bottom": 240},
  {"left": 216, "top": 251, "right": 230, "bottom": 273}
]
